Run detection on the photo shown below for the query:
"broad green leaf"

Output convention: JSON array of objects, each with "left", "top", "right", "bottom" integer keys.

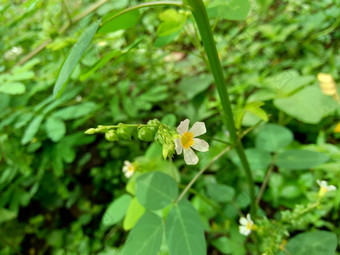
[
  {"left": 263, "top": 70, "right": 314, "bottom": 97},
  {"left": 255, "top": 124, "right": 293, "bottom": 152},
  {"left": 0, "top": 82, "right": 25, "bottom": 95},
  {"left": 21, "top": 115, "right": 44, "bottom": 145},
  {"left": 166, "top": 200, "right": 206, "bottom": 255},
  {"left": 278, "top": 231, "right": 337, "bottom": 255},
  {"left": 208, "top": 0, "right": 250, "bottom": 21},
  {"left": 179, "top": 74, "right": 213, "bottom": 99},
  {"left": 274, "top": 86, "right": 338, "bottom": 124},
  {"left": 211, "top": 236, "right": 232, "bottom": 254},
  {"left": 99, "top": 10, "right": 139, "bottom": 33},
  {"left": 0, "top": 208, "right": 17, "bottom": 224},
  {"left": 206, "top": 183, "right": 235, "bottom": 202},
  {"left": 102, "top": 194, "right": 131, "bottom": 227},
  {"left": 154, "top": 31, "right": 180, "bottom": 47},
  {"left": 52, "top": 102, "right": 97, "bottom": 120},
  {"left": 157, "top": 9, "right": 186, "bottom": 37},
  {"left": 53, "top": 20, "right": 101, "bottom": 97},
  {"left": 136, "top": 171, "right": 178, "bottom": 211},
  {"left": 280, "top": 185, "right": 301, "bottom": 199},
  {"left": 123, "top": 197, "right": 145, "bottom": 230},
  {"left": 45, "top": 116, "right": 66, "bottom": 142},
  {"left": 276, "top": 149, "right": 329, "bottom": 170},
  {"left": 121, "top": 212, "right": 163, "bottom": 255}
]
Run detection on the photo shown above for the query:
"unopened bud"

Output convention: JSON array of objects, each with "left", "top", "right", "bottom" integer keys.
[
  {"left": 117, "top": 124, "right": 132, "bottom": 140},
  {"left": 138, "top": 127, "right": 155, "bottom": 142},
  {"left": 85, "top": 128, "right": 96, "bottom": 135},
  {"left": 105, "top": 130, "right": 119, "bottom": 142}
]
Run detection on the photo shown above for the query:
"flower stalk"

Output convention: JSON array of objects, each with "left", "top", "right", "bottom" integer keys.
[{"left": 184, "top": 0, "right": 256, "bottom": 215}]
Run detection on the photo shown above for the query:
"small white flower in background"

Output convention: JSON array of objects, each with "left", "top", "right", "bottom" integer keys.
[
  {"left": 317, "top": 180, "right": 336, "bottom": 197},
  {"left": 4, "top": 46, "right": 23, "bottom": 60},
  {"left": 122, "top": 161, "right": 135, "bottom": 178},
  {"left": 174, "top": 119, "right": 209, "bottom": 165},
  {"left": 239, "top": 214, "right": 255, "bottom": 236}
]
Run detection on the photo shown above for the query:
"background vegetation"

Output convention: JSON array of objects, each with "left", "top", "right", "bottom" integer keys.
[{"left": 1, "top": 0, "right": 340, "bottom": 254}]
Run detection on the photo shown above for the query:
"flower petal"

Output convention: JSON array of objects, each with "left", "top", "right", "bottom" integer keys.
[
  {"left": 124, "top": 170, "right": 134, "bottom": 178},
  {"left": 239, "top": 217, "right": 248, "bottom": 226},
  {"left": 175, "top": 138, "right": 183, "bottom": 155},
  {"left": 192, "top": 138, "right": 209, "bottom": 152},
  {"left": 317, "top": 180, "right": 327, "bottom": 188},
  {"left": 246, "top": 214, "right": 252, "bottom": 222},
  {"left": 122, "top": 166, "right": 129, "bottom": 173},
  {"left": 183, "top": 147, "right": 199, "bottom": 165},
  {"left": 239, "top": 226, "right": 251, "bottom": 236},
  {"left": 189, "top": 121, "right": 206, "bottom": 137},
  {"left": 177, "top": 119, "right": 190, "bottom": 135},
  {"left": 328, "top": 185, "right": 337, "bottom": 191}
]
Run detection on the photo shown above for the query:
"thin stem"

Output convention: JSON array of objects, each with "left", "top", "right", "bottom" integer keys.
[
  {"left": 185, "top": 0, "right": 256, "bottom": 216},
  {"left": 239, "top": 119, "right": 265, "bottom": 139},
  {"left": 175, "top": 146, "right": 231, "bottom": 203},
  {"left": 178, "top": 184, "right": 229, "bottom": 219},
  {"left": 256, "top": 157, "right": 276, "bottom": 205},
  {"left": 202, "top": 135, "right": 231, "bottom": 145},
  {"left": 101, "top": 1, "right": 184, "bottom": 26}
]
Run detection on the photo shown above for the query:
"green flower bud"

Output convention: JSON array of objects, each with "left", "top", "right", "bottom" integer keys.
[
  {"left": 162, "top": 142, "right": 175, "bottom": 159},
  {"left": 116, "top": 123, "right": 132, "bottom": 140},
  {"left": 138, "top": 127, "right": 155, "bottom": 142},
  {"left": 147, "top": 119, "right": 160, "bottom": 127},
  {"left": 105, "top": 130, "right": 119, "bottom": 142},
  {"left": 85, "top": 128, "right": 96, "bottom": 135}
]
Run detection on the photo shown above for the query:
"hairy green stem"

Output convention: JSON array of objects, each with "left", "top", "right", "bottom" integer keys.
[{"left": 185, "top": 0, "right": 256, "bottom": 216}]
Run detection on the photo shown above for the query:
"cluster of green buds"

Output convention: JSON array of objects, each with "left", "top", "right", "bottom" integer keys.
[
  {"left": 85, "top": 123, "right": 132, "bottom": 142},
  {"left": 85, "top": 119, "right": 178, "bottom": 159},
  {"left": 155, "top": 124, "right": 179, "bottom": 159}
]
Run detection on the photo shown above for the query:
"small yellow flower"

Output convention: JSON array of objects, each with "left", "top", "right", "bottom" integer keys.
[
  {"left": 317, "top": 179, "right": 336, "bottom": 197},
  {"left": 279, "top": 239, "right": 287, "bottom": 251},
  {"left": 239, "top": 214, "right": 255, "bottom": 236},
  {"left": 174, "top": 119, "right": 209, "bottom": 165},
  {"left": 122, "top": 161, "right": 135, "bottom": 178}
]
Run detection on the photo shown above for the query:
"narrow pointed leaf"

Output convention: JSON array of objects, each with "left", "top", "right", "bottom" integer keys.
[{"left": 53, "top": 20, "right": 101, "bottom": 97}]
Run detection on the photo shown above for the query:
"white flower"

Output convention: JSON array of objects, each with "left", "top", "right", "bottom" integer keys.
[
  {"left": 317, "top": 180, "right": 336, "bottom": 197},
  {"left": 174, "top": 119, "right": 209, "bottom": 165},
  {"left": 122, "top": 161, "right": 135, "bottom": 178},
  {"left": 239, "top": 214, "right": 254, "bottom": 236}
]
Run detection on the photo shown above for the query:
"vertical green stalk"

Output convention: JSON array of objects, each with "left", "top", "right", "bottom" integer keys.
[{"left": 185, "top": 0, "right": 256, "bottom": 216}]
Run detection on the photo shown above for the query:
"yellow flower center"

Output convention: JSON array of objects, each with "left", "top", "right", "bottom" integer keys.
[
  {"left": 246, "top": 222, "right": 252, "bottom": 230},
  {"left": 181, "top": 132, "right": 194, "bottom": 149},
  {"left": 318, "top": 186, "right": 328, "bottom": 197},
  {"left": 128, "top": 165, "right": 134, "bottom": 173}
]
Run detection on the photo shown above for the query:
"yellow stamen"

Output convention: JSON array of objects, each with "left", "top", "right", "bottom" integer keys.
[
  {"left": 246, "top": 222, "right": 252, "bottom": 230},
  {"left": 181, "top": 132, "right": 194, "bottom": 149},
  {"left": 318, "top": 186, "right": 328, "bottom": 197},
  {"left": 128, "top": 165, "right": 134, "bottom": 173}
]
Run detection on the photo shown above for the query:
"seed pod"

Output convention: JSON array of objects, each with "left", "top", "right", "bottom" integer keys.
[{"left": 105, "top": 130, "right": 119, "bottom": 142}]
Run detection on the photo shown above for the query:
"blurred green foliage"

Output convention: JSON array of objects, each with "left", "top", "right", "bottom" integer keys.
[{"left": 1, "top": 0, "right": 340, "bottom": 254}]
